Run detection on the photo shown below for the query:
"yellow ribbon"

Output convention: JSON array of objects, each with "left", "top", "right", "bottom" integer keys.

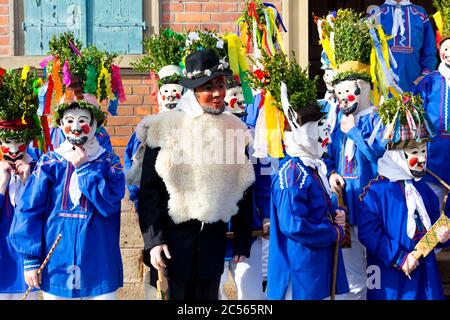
[
  {"left": 225, "top": 34, "right": 250, "bottom": 76},
  {"left": 434, "top": 11, "right": 443, "bottom": 35},
  {"left": 21, "top": 66, "right": 30, "bottom": 81},
  {"left": 321, "top": 38, "right": 336, "bottom": 70},
  {"left": 97, "top": 62, "right": 116, "bottom": 101},
  {"left": 264, "top": 92, "right": 285, "bottom": 158},
  {"left": 337, "top": 61, "right": 371, "bottom": 74}
]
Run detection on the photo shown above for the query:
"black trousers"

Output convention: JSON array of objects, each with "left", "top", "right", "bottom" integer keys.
[{"left": 169, "top": 277, "right": 221, "bottom": 301}]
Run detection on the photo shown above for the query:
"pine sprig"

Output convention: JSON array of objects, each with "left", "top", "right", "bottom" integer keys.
[
  {"left": 248, "top": 51, "right": 319, "bottom": 111},
  {"left": 131, "top": 29, "right": 186, "bottom": 73},
  {"left": 184, "top": 29, "right": 228, "bottom": 60},
  {"left": 378, "top": 92, "right": 425, "bottom": 126},
  {"left": 332, "top": 9, "right": 372, "bottom": 66},
  {"left": 433, "top": 0, "right": 450, "bottom": 38}
]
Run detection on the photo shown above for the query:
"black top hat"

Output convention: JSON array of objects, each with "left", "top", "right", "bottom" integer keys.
[{"left": 180, "top": 48, "right": 232, "bottom": 89}]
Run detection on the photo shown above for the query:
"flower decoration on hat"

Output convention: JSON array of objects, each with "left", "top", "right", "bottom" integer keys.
[
  {"left": 39, "top": 32, "right": 125, "bottom": 133},
  {"left": 0, "top": 68, "right": 44, "bottom": 149},
  {"left": 378, "top": 92, "right": 435, "bottom": 150}
]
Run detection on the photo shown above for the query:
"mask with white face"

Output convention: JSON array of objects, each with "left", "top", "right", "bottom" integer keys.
[
  {"left": 59, "top": 107, "right": 97, "bottom": 146},
  {"left": 323, "top": 68, "right": 335, "bottom": 92},
  {"left": 0, "top": 137, "right": 27, "bottom": 163},
  {"left": 317, "top": 117, "right": 330, "bottom": 158},
  {"left": 225, "top": 85, "right": 245, "bottom": 117},
  {"left": 403, "top": 142, "right": 427, "bottom": 179},
  {"left": 335, "top": 79, "right": 371, "bottom": 115},
  {"left": 158, "top": 83, "right": 184, "bottom": 112},
  {"left": 440, "top": 39, "right": 450, "bottom": 65}
]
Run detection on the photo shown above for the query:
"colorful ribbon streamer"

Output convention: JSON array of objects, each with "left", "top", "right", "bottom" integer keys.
[
  {"left": 111, "top": 65, "right": 126, "bottom": 103},
  {"left": 52, "top": 58, "right": 63, "bottom": 103},
  {"left": 264, "top": 91, "right": 285, "bottom": 158}
]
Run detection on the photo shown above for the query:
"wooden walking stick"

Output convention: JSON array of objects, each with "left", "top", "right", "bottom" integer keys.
[
  {"left": 22, "top": 234, "right": 62, "bottom": 300},
  {"left": 331, "top": 189, "right": 346, "bottom": 300},
  {"left": 156, "top": 269, "right": 169, "bottom": 300}
]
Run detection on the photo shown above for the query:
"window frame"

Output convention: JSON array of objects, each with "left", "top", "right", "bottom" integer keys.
[{"left": 2, "top": 0, "right": 160, "bottom": 69}]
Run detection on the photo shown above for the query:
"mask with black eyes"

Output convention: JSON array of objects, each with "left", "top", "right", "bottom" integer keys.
[
  {"left": 403, "top": 142, "right": 427, "bottom": 179},
  {"left": 323, "top": 68, "right": 335, "bottom": 93},
  {"left": 225, "top": 84, "right": 246, "bottom": 117},
  {"left": 317, "top": 117, "right": 330, "bottom": 158},
  {"left": 158, "top": 83, "right": 184, "bottom": 112},
  {"left": 335, "top": 79, "right": 371, "bottom": 115},
  {"left": 59, "top": 107, "right": 97, "bottom": 146},
  {"left": 440, "top": 39, "right": 450, "bottom": 66},
  {"left": 0, "top": 137, "right": 27, "bottom": 163}
]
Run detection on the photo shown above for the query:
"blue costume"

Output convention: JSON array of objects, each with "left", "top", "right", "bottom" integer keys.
[
  {"left": 325, "top": 111, "right": 386, "bottom": 226},
  {"left": 0, "top": 189, "right": 29, "bottom": 294},
  {"left": 124, "top": 132, "right": 141, "bottom": 206},
  {"left": 414, "top": 71, "right": 450, "bottom": 186},
  {"left": 267, "top": 155, "right": 349, "bottom": 300},
  {"left": 358, "top": 175, "right": 449, "bottom": 300},
  {"left": 27, "top": 126, "right": 112, "bottom": 161},
  {"left": 368, "top": 3, "right": 437, "bottom": 92},
  {"left": 9, "top": 151, "right": 125, "bottom": 298}
]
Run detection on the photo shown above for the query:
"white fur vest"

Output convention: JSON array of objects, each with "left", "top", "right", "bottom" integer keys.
[{"left": 127, "top": 110, "right": 255, "bottom": 224}]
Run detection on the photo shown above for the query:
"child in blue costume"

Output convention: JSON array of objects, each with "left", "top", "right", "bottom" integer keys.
[
  {"left": 0, "top": 69, "right": 42, "bottom": 300},
  {"left": 367, "top": 1, "right": 437, "bottom": 92},
  {"left": 359, "top": 93, "right": 450, "bottom": 299},
  {"left": 264, "top": 55, "right": 348, "bottom": 299},
  {"left": 10, "top": 93, "right": 125, "bottom": 300},
  {"left": 9, "top": 36, "right": 125, "bottom": 300},
  {"left": 320, "top": 9, "right": 386, "bottom": 300}
]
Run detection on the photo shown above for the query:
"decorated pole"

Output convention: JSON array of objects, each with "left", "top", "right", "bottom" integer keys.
[
  {"left": 22, "top": 234, "right": 62, "bottom": 300},
  {"left": 156, "top": 269, "right": 169, "bottom": 300}
]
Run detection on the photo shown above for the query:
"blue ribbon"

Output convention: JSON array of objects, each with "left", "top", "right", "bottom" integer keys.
[
  {"left": 263, "top": 2, "right": 287, "bottom": 32},
  {"left": 38, "top": 84, "right": 48, "bottom": 116}
]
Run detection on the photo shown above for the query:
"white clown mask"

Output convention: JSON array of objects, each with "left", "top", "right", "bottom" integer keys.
[
  {"left": 225, "top": 85, "right": 245, "bottom": 116},
  {"left": 440, "top": 39, "right": 450, "bottom": 65},
  {"left": 59, "top": 108, "right": 97, "bottom": 146},
  {"left": 323, "top": 68, "right": 336, "bottom": 92},
  {"left": 0, "top": 137, "right": 27, "bottom": 163},
  {"left": 317, "top": 117, "right": 331, "bottom": 157},
  {"left": 335, "top": 79, "right": 371, "bottom": 115},
  {"left": 158, "top": 83, "right": 183, "bottom": 112},
  {"left": 403, "top": 142, "right": 427, "bottom": 179}
]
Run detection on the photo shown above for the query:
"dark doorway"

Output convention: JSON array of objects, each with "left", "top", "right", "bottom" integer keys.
[{"left": 309, "top": 1, "right": 436, "bottom": 96}]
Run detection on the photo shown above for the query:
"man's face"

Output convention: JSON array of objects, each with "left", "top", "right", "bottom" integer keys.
[
  {"left": 0, "top": 137, "right": 27, "bottom": 163},
  {"left": 317, "top": 117, "right": 330, "bottom": 157},
  {"left": 404, "top": 143, "right": 427, "bottom": 178},
  {"left": 60, "top": 108, "right": 95, "bottom": 146},
  {"left": 335, "top": 79, "right": 370, "bottom": 115},
  {"left": 194, "top": 76, "right": 227, "bottom": 115},
  {"left": 440, "top": 39, "right": 450, "bottom": 65},
  {"left": 158, "top": 83, "right": 183, "bottom": 112},
  {"left": 225, "top": 85, "right": 245, "bottom": 116},
  {"left": 323, "top": 68, "right": 335, "bottom": 92}
]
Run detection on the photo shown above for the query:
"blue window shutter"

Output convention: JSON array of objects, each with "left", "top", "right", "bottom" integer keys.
[
  {"left": 23, "top": 0, "right": 87, "bottom": 55},
  {"left": 90, "top": 0, "right": 144, "bottom": 54}
]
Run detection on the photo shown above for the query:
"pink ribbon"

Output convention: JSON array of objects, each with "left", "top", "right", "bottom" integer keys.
[
  {"left": 63, "top": 60, "right": 71, "bottom": 87},
  {"left": 111, "top": 65, "right": 126, "bottom": 103},
  {"left": 39, "top": 55, "right": 54, "bottom": 68}
]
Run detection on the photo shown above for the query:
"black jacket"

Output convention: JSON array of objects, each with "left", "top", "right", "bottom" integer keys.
[{"left": 138, "top": 146, "right": 253, "bottom": 281}]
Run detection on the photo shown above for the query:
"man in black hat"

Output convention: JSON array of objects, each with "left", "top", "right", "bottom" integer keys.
[{"left": 128, "top": 49, "right": 254, "bottom": 300}]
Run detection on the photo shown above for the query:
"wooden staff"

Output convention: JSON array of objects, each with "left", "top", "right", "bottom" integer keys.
[
  {"left": 226, "top": 230, "right": 264, "bottom": 239},
  {"left": 22, "top": 234, "right": 62, "bottom": 300},
  {"left": 156, "top": 269, "right": 169, "bottom": 300},
  {"left": 331, "top": 189, "right": 346, "bottom": 301}
]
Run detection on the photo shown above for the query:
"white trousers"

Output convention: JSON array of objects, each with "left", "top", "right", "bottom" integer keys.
[
  {"left": 42, "top": 291, "right": 117, "bottom": 300},
  {"left": 219, "top": 237, "right": 267, "bottom": 300},
  {"left": 336, "top": 226, "right": 368, "bottom": 300},
  {"left": 0, "top": 292, "right": 38, "bottom": 300}
]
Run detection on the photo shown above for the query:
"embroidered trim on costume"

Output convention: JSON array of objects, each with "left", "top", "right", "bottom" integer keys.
[
  {"left": 57, "top": 212, "right": 88, "bottom": 219},
  {"left": 359, "top": 175, "right": 385, "bottom": 201}
]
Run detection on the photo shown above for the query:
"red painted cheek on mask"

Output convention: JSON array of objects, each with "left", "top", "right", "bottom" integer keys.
[
  {"left": 1, "top": 146, "right": 9, "bottom": 154},
  {"left": 322, "top": 137, "right": 330, "bottom": 148},
  {"left": 348, "top": 95, "right": 356, "bottom": 102},
  {"left": 64, "top": 126, "right": 71, "bottom": 134},
  {"left": 18, "top": 144, "right": 26, "bottom": 152},
  {"left": 409, "top": 157, "right": 419, "bottom": 167},
  {"left": 162, "top": 95, "right": 166, "bottom": 101},
  {"left": 81, "top": 124, "right": 91, "bottom": 134},
  {"left": 176, "top": 93, "right": 181, "bottom": 99},
  {"left": 230, "top": 98, "right": 237, "bottom": 109}
]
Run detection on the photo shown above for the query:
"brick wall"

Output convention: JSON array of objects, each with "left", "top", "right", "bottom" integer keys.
[
  {"left": 0, "top": 0, "right": 9, "bottom": 56},
  {"left": 162, "top": 0, "right": 282, "bottom": 33}
]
